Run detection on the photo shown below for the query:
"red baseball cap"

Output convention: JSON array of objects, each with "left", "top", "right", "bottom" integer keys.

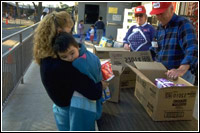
[
  {"left": 150, "top": 2, "right": 172, "bottom": 15},
  {"left": 134, "top": 6, "right": 146, "bottom": 14}
]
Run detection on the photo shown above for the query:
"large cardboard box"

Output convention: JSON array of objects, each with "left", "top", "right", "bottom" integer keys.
[
  {"left": 109, "top": 51, "right": 153, "bottom": 67},
  {"left": 109, "top": 51, "right": 153, "bottom": 89},
  {"left": 108, "top": 66, "right": 136, "bottom": 102},
  {"left": 102, "top": 64, "right": 135, "bottom": 102},
  {"left": 93, "top": 46, "right": 128, "bottom": 59},
  {"left": 126, "top": 62, "right": 197, "bottom": 121}
]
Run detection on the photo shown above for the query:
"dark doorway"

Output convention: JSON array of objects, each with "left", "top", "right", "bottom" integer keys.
[{"left": 84, "top": 4, "right": 99, "bottom": 24}]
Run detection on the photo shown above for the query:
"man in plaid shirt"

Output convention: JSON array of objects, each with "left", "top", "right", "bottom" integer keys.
[{"left": 150, "top": 2, "right": 198, "bottom": 84}]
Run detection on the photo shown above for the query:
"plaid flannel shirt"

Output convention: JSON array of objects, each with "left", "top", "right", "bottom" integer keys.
[{"left": 150, "top": 14, "right": 198, "bottom": 73}]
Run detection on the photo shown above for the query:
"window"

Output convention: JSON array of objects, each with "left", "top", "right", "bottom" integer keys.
[{"left": 84, "top": 4, "right": 99, "bottom": 24}]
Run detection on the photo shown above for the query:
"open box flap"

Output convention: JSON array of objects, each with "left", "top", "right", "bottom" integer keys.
[
  {"left": 126, "top": 63, "right": 153, "bottom": 85},
  {"left": 133, "top": 62, "right": 168, "bottom": 82},
  {"left": 134, "top": 61, "right": 167, "bottom": 71},
  {"left": 111, "top": 65, "right": 123, "bottom": 76}
]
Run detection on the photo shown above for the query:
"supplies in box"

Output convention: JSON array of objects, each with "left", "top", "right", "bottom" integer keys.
[
  {"left": 107, "top": 65, "right": 123, "bottom": 103},
  {"left": 113, "top": 41, "right": 123, "bottom": 48},
  {"left": 99, "top": 37, "right": 108, "bottom": 47},
  {"left": 126, "top": 62, "right": 197, "bottom": 121},
  {"left": 99, "top": 36, "right": 114, "bottom": 47},
  {"left": 101, "top": 60, "right": 114, "bottom": 102},
  {"left": 101, "top": 59, "right": 115, "bottom": 81},
  {"left": 155, "top": 78, "right": 186, "bottom": 88}
]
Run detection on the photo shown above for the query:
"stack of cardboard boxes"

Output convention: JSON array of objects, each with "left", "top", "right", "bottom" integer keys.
[
  {"left": 96, "top": 46, "right": 153, "bottom": 103},
  {"left": 95, "top": 46, "right": 197, "bottom": 121}
]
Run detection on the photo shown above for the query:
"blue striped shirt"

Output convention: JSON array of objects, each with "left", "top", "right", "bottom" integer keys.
[{"left": 151, "top": 14, "right": 198, "bottom": 72}]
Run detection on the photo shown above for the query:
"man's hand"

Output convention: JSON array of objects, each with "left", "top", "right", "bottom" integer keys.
[
  {"left": 165, "top": 64, "right": 190, "bottom": 80},
  {"left": 124, "top": 43, "right": 130, "bottom": 50}
]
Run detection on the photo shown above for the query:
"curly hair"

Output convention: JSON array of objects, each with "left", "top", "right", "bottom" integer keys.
[{"left": 33, "top": 11, "right": 74, "bottom": 65}]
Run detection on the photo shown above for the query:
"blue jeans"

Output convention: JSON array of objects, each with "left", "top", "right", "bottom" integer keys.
[
  {"left": 53, "top": 104, "right": 70, "bottom": 131},
  {"left": 69, "top": 94, "right": 102, "bottom": 131},
  {"left": 182, "top": 70, "right": 195, "bottom": 84},
  {"left": 79, "top": 34, "right": 85, "bottom": 44},
  {"left": 53, "top": 100, "right": 102, "bottom": 131},
  {"left": 96, "top": 29, "right": 103, "bottom": 44}
]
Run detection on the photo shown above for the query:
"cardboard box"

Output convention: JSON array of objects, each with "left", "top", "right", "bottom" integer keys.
[
  {"left": 109, "top": 51, "right": 153, "bottom": 89},
  {"left": 126, "top": 62, "right": 197, "bottom": 121},
  {"left": 107, "top": 65, "right": 123, "bottom": 103},
  {"left": 108, "top": 66, "right": 136, "bottom": 103},
  {"left": 120, "top": 67, "right": 136, "bottom": 89},
  {"left": 93, "top": 46, "right": 128, "bottom": 59},
  {"left": 109, "top": 51, "right": 153, "bottom": 67}
]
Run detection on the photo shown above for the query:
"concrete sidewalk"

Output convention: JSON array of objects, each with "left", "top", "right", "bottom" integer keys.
[{"left": 2, "top": 61, "right": 57, "bottom": 131}]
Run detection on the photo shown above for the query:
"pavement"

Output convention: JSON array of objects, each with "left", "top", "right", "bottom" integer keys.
[{"left": 2, "top": 61, "right": 57, "bottom": 131}]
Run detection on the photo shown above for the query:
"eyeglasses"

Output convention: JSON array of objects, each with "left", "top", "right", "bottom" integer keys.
[{"left": 135, "top": 14, "right": 144, "bottom": 18}]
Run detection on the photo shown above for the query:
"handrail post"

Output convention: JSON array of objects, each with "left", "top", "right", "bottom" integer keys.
[{"left": 20, "top": 33, "right": 24, "bottom": 84}]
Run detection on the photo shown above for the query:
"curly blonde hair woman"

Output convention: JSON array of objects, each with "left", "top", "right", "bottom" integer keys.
[
  {"left": 33, "top": 11, "right": 73, "bottom": 64},
  {"left": 33, "top": 11, "right": 103, "bottom": 131}
]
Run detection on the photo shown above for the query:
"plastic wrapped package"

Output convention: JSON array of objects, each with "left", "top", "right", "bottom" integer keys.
[
  {"left": 155, "top": 78, "right": 186, "bottom": 88},
  {"left": 155, "top": 78, "right": 174, "bottom": 88},
  {"left": 101, "top": 60, "right": 115, "bottom": 102}
]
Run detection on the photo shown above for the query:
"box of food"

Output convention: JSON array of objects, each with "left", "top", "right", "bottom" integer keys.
[
  {"left": 126, "top": 62, "right": 197, "bottom": 121},
  {"left": 93, "top": 46, "right": 128, "bottom": 59}
]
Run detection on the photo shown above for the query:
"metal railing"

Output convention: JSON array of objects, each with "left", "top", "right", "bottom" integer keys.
[{"left": 2, "top": 22, "right": 39, "bottom": 111}]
